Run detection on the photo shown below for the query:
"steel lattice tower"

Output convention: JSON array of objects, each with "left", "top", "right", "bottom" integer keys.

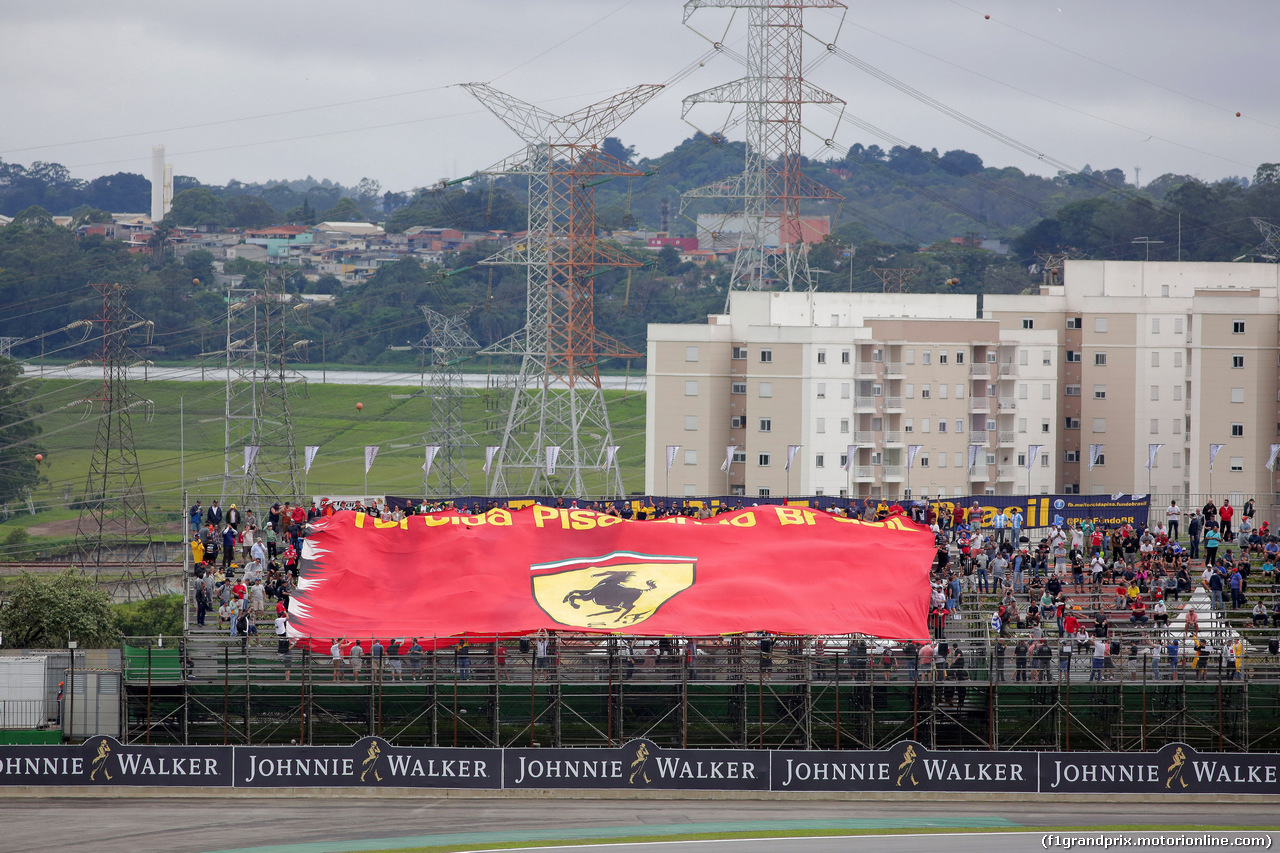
[
  {"left": 463, "top": 82, "right": 661, "bottom": 497},
  {"left": 219, "top": 274, "right": 303, "bottom": 517},
  {"left": 681, "top": 0, "right": 846, "bottom": 305},
  {"left": 74, "top": 283, "right": 158, "bottom": 579},
  {"left": 420, "top": 307, "right": 478, "bottom": 496}
]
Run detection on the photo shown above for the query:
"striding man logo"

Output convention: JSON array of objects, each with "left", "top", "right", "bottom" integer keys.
[
  {"left": 360, "top": 741, "right": 383, "bottom": 783},
  {"left": 531, "top": 552, "right": 695, "bottom": 629},
  {"left": 1165, "top": 746, "right": 1188, "bottom": 790},
  {"left": 90, "top": 739, "right": 114, "bottom": 782},
  {"left": 629, "top": 742, "right": 653, "bottom": 785},
  {"left": 896, "top": 744, "right": 919, "bottom": 787}
]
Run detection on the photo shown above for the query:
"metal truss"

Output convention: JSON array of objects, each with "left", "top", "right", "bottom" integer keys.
[
  {"left": 462, "top": 82, "right": 662, "bottom": 497},
  {"left": 73, "top": 283, "right": 159, "bottom": 583},
  {"left": 420, "top": 307, "right": 478, "bottom": 496},
  {"left": 681, "top": 0, "right": 846, "bottom": 306}
]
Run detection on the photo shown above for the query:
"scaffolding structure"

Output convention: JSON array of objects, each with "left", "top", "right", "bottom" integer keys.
[
  {"left": 218, "top": 274, "right": 304, "bottom": 517},
  {"left": 681, "top": 0, "right": 846, "bottom": 306},
  {"left": 462, "top": 83, "right": 661, "bottom": 498},
  {"left": 419, "top": 307, "right": 478, "bottom": 496},
  {"left": 73, "top": 283, "right": 159, "bottom": 584}
]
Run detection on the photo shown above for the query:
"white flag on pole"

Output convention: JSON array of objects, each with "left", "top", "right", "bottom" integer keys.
[
  {"left": 422, "top": 445, "right": 441, "bottom": 475},
  {"left": 545, "top": 446, "right": 561, "bottom": 476},
  {"left": 1146, "top": 443, "right": 1162, "bottom": 469},
  {"left": 721, "top": 445, "right": 737, "bottom": 472},
  {"left": 243, "top": 445, "right": 259, "bottom": 471},
  {"left": 968, "top": 444, "right": 982, "bottom": 471},
  {"left": 785, "top": 445, "right": 802, "bottom": 472},
  {"left": 906, "top": 445, "right": 923, "bottom": 469},
  {"left": 843, "top": 445, "right": 856, "bottom": 472},
  {"left": 666, "top": 444, "right": 680, "bottom": 474},
  {"left": 1208, "top": 443, "right": 1225, "bottom": 472},
  {"left": 483, "top": 446, "right": 500, "bottom": 474},
  {"left": 602, "top": 445, "right": 620, "bottom": 471},
  {"left": 1267, "top": 444, "right": 1280, "bottom": 472},
  {"left": 303, "top": 445, "right": 319, "bottom": 474},
  {"left": 1089, "top": 444, "right": 1104, "bottom": 471},
  {"left": 364, "top": 445, "right": 379, "bottom": 474},
  {"left": 1026, "top": 444, "right": 1042, "bottom": 470}
]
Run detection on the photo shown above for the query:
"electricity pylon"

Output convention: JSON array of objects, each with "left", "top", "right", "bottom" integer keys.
[{"left": 420, "top": 307, "right": 478, "bottom": 496}]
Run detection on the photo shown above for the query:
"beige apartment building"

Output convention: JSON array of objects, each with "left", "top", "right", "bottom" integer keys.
[{"left": 646, "top": 260, "right": 1280, "bottom": 504}]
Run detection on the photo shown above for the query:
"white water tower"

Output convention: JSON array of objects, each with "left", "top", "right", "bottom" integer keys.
[{"left": 150, "top": 144, "right": 173, "bottom": 222}]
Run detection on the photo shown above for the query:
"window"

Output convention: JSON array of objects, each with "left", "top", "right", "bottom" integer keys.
[
  {"left": 1092, "top": 418, "right": 1106, "bottom": 433},
  {"left": 1174, "top": 351, "right": 1183, "bottom": 368},
  {"left": 1041, "top": 455, "right": 1050, "bottom": 467},
  {"left": 758, "top": 453, "right": 771, "bottom": 467},
  {"left": 1233, "top": 320, "right": 1246, "bottom": 334},
  {"left": 1019, "top": 349, "right": 1029, "bottom": 366},
  {"left": 759, "top": 349, "right": 773, "bottom": 363},
  {"left": 1174, "top": 317, "right": 1184, "bottom": 334},
  {"left": 684, "top": 450, "right": 697, "bottom": 465},
  {"left": 1066, "top": 384, "right": 1081, "bottom": 396},
  {"left": 1232, "top": 423, "right": 1244, "bottom": 437},
  {"left": 732, "top": 346, "right": 747, "bottom": 360},
  {"left": 939, "top": 353, "right": 948, "bottom": 365},
  {"left": 1232, "top": 354, "right": 1244, "bottom": 369},
  {"left": 1152, "top": 318, "right": 1160, "bottom": 334},
  {"left": 817, "top": 349, "right": 826, "bottom": 364},
  {"left": 1174, "top": 386, "right": 1183, "bottom": 401},
  {"left": 955, "top": 452, "right": 964, "bottom": 467},
  {"left": 1095, "top": 353, "right": 1108, "bottom": 366},
  {"left": 921, "top": 385, "right": 931, "bottom": 399},
  {"left": 1065, "top": 484, "right": 1080, "bottom": 494},
  {"left": 904, "top": 419, "right": 914, "bottom": 433},
  {"left": 938, "top": 452, "right": 947, "bottom": 467},
  {"left": 1042, "top": 419, "right": 1050, "bottom": 433},
  {"left": 873, "top": 348, "right": 884, "bottom": 363},
  {"left": 939, "top": 420, "right": 947, "bottom": 433},
  {"left": 815, "top": 454, "right": 825, "bottom": 468},
  {"left": 840, "top": 419, "right": 849, "bottom": 433},
  {"left": 758, "top": 488, "right": 771, "bottom": 497},
  {"left": 839, "top": 453, "right": 848, "bottom": 468},
  {"left": 923, "top": 351, "right": 932, "bottom": 365},
  {"left": 872, "top": 384, "right": 882, "bottom": 397},
  {"left": 1150, "top": 352, "right": 1160, "bottom": 368},
  {"left": 919, "top": 454, "right": 930, "bottom": 468},
  {"left": 685, "top": 380, "right": 698, "bottom": 396},
  {"left": 1043, "top": 350, "right": 1052, "bottom": 366},
  {"left": 1067, "top": 350, "right": 1081, "bottom": 363},
  {"left": 1017, "top": 453, "right": 1026, "bottom": 467},
  {"left": 987, "top": 352, "right": 997, "bottom": 363},
  {"left": 731, "top": 415, "right": 744, "bottom": 429},
  {"left": 1095, "top": 318, "right": 1108, "bottom": 333},
  {"left": 1022, "top": 318, "right": 1034, "bottom": 329},
  {"left": 1018, "top": 417, "right": 1027, "bottom": 433},
  {"left": 733, "top": 450, "right": 746, "bottom": 463},
  {"left": 841, "top": 382, "right": 851, "bottom": 399},
  {"left": 985, "top": 452, "right": 996, "bottom": 465},
  {"left": 1094, "top": 453, "right": 1106, "bottom": 466},
  {"left": 1172, "top": 453, "right": 1181, "bottom": 469},
  {"left": 955, "top": 419, "right": 964, "bottom": 434},
  {"left": 816, "top": 418, "right": 826, "bottom": 434},
  {"left": 1172, "top": 420, "right": 1182, "bottom": 435},
  {"left": 1230, "top": 456, "right": 1244, "bottom": 472},
  {"left": 1065, "top": 450, "right": 1080, "bottom": 463},
  {"left": 841, "top": 350, "right": 850, "bottom": 364},
  {"left": 905, "top": 383, "right": 915, "bottom": 399},
  {"left": 759, "top": 382, "right": 773, "bottom": 397},
  {"left": 1150, "top": 419, "right": 1159, "bottom": 435},
  {"left": 871, "top": 417, "right": 883, "bottom": 431},
  {"left": 685, "top": 346, "right": 699, "bottom": 362},
  {"left": 871, "top": 452, "right": 882, "bottom": 465},
  {"left": 684, "top": 415, "right": 698, "bottom": 430},
  {"left": 956, "top": 384, "right": 965, "bottom": 399},
  {"left": 1231, "top": 388, "right": 1244, "bottom": 403},
  {"left": 732, "top": 381, "right": 746, "bottom": 394},
  {"left": 759, "top": 418, "right": 772, "bottom": 432},
  {"left": 1042, "top": 384, "right": 1051, "bottom": 400},
  {"left": 816, "top": 382, "right": 827, "bottom": 399},
  {"left": 1018, "top": 383, "right": 1028, "bottom": 400},
  {"left": 938, "top": 384, "right": 948, "bottom": 399},
  {"left": 1150, "top": 385, "right": 1159, "bottom": 401},
  {"left": 956, "top": 351, "right": 965, "bottom": 364},
  {"left": 905, "top": 349, "right": 915, "bottom": 365}
]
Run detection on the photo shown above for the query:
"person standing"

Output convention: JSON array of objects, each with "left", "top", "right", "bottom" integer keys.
[
  {"left": 276, "top": 615, "right": 292, "bottom": 681},
  {"left": 226, "top": 503, "right": 242, "bottom": 531},
  {"left": 1166, "top": 500, "right": 1181, "bottom": 542},
  {"left": 331, "top": 638, "right": 345, "bottom": 681},
  {"left": 1187, "top": 512, "right": 1202, "bottom": 561},
  {"left": 1220, "top": 500, "right": 1235, "bottom": 541},
  {"left": 991, "top": 509, "right": 1007, "bottom": 545},
  {"left": 206, "top": 500, "right": 223, "bottom": 528},
  {"left": 189, "top": 501, "right": 203, "bottom": 537},
  {"left": 1010, "top": 508, "right": 1025, "bottom": 544}
]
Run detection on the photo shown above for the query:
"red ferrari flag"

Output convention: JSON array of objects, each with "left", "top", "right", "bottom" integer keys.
[{"left": 288, "top": 506, "right": 933, "bottom": 642}]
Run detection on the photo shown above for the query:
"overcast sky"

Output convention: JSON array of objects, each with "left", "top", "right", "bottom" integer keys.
[{"left": 2, "top": 0, "right": 1276, "bottom": 193}]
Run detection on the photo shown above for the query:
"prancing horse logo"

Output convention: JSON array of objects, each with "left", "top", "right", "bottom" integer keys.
[{"left": 530, "top": 551, "right": 696, "bottom": 630}]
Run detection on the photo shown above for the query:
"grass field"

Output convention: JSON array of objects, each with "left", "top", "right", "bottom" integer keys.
[{"left": 3, "top": 376, "right": 647, "bottom": 540}]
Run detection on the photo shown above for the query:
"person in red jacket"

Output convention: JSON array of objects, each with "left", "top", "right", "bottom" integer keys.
[{"left": 1219, "top": 500, "right": 1235, "bottom": 540}]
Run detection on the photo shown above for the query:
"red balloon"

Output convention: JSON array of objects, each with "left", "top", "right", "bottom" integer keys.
[
  {"left": 1236, "top": 112, "right": 1242, "bottom": 117},
  {"left": 34, "top": 454, "right": 43, "bottom": 463},
  {"left": 356, "top": 402, "right": 364, "bottom": 411},
  {"left": 984, "top": 14, "right": 990, "bottom": 19}
]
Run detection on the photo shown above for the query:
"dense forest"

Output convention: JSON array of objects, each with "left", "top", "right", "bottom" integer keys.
[{"left": 2, "top": 138, "right": 1279, "bottom": 368}]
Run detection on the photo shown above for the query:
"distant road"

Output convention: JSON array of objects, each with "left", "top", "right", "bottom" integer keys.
[{"left": 20, "top": 364, "right": 648, "bottom": 392}]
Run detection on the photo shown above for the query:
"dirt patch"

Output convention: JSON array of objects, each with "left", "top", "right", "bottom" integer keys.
[{"left": 25, "top": 518, "right": 79, "bottom": 537}]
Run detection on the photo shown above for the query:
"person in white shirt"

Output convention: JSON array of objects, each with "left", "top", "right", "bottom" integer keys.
[{"left": 1167, "top": 500, "right": 1182, "bottom": 540}]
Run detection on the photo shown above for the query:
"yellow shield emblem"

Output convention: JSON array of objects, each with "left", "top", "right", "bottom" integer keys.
[{"left": 531, "top": 551, "right": 696, "bottom": 629}]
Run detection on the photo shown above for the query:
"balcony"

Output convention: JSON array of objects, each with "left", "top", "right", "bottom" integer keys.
[
  {"left": 998, "top": 397, "right": 1017, "bottom": 411},
  {"left": 884, "top": 431, "right": 905, "bottom": 445},
  {"left": 884, "top": 396, "right": 904, "bottom": 412},
  {"left": 854, "top": 466, "right": 876, "bottom": 481},
  {"left": 996, "top": 466, "right": 1016, "bottom": 481},
  {"left": 969, "top": 363, "right": 990, "bottom": 377},
  {"left": 882, "top": 465, "right": 905, "bottom": 481},
  {"left": 999, "top": 431, "right": 1017, "bottom": 445},
  {"left": 884, "top": 361, "right": 905, "bottom": 377},
  {"left": 969, "top": 397, "right": 990, "bottom": 413},
  {"left": 998, "top": 363, "right": 1018, "bottom": 377},
  {"left": 854, "top": 396, "right": 877, "bottom": 411},
  {"left": 856, "top": 363, "right": 878, "bottom": 377},
  {"left": 968, "top": 466, "right": 989, "bottom": 481},
  {"left": 968, "top": 430, "right": 989, "bottom": 444},
  {"left": 853, "top": 431, "right": 878, "bottom": 445}
]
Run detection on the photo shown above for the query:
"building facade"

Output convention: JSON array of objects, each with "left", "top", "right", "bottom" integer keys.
[{"left": 646, "top": 260, "right": 1280, "bottom": 504}]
